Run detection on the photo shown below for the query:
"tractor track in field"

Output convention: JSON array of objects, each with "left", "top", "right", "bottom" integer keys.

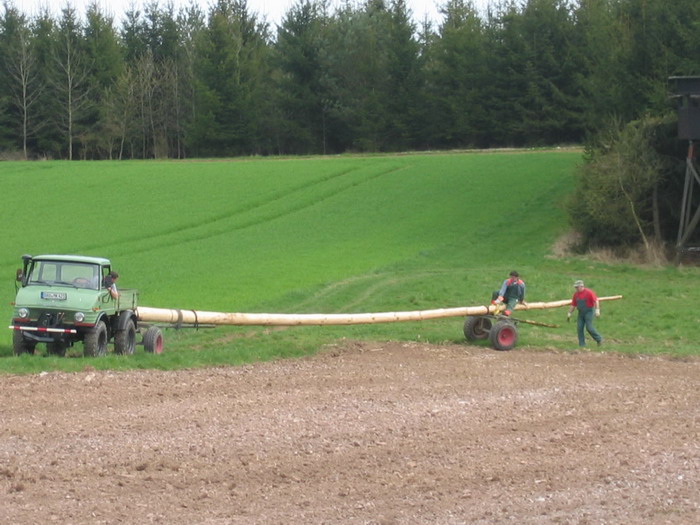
[
  {"left": 1, "top": 340, "right": 698, "bottom": 524},
  {"left": 296, "top": 269, "right": 459, "bottom": 313},
  {"left": 81, "top": 163, "right": 405, "bottom": 260}
]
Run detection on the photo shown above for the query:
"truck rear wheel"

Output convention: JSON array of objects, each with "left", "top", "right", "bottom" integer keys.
[
  {"left": 13, "top": 330, "right": 36, "bottom": 355},
  {"left": 115, "top": 319, "right": 136, "bottom": 355},
  {"left": 84, "top": 321, "right": 108, "bottom": 357},
  {"left": 143, "top": 326, "right": 163, "bottom": 354}
]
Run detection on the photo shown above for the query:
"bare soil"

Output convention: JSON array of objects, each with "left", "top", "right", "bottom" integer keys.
[{"left": 1, "top": 341, "right": 698, "bottom": 524}]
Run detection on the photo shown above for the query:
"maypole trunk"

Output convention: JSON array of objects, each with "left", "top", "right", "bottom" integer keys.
[{"left": 136, "top": 296, "right": 623, "bottom": 327}]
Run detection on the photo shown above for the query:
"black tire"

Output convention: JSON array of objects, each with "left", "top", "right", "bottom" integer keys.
[
  {"left": 463, "top": 316, "right": 492, "bottom": 341},
  {"left": 114, "top": 319, "right": 136, "bottom": 355},
  {"left": 13, "top": 330, "right": 36, "bottom": 355},
  {"left": 489, "top": 320, "right": 518, "bottom": 351},
  {"left": 143, "top": 326, "right": 164, "bottom": 354},
  {"left": 84, "top": 321, "right": 108, "bottom": 357},
  {"left": 47, "top": 341, "right": 67, "bottom": 357}
]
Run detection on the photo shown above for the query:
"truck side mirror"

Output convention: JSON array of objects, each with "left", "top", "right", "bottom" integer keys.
[{"left": 16, "top": 269, "right": 23, "bottom": 282}]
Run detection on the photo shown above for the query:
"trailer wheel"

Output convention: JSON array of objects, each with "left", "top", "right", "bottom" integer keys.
[
  {"left": 143, "top": 326, "right": 164, "bottom": 354},
  {"left": 463, "top": 316, "right": 492, "bottom": 341},
  {"left": 84, "top": 321, "right": 108, "bottom": 357},
  {"left": 12, "top": 330, "right": 36, "bottom": 355},
  {"left": 115, "top": 319, "right": 136, "bottom": 355},
  {"left": 489, "top": 320, "right": 518, "bottom": 351},
  {"left": 47, "top": 341, "right": 67, "bottom": 357}
]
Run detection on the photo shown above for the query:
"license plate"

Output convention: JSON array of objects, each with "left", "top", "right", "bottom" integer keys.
[{"left": 41, "top": 292, "right": 67, "bottom": 300}]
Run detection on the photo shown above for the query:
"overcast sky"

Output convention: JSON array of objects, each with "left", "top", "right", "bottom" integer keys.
[{"left": 11, "top": 0, "right": 491, "bottom": 28}]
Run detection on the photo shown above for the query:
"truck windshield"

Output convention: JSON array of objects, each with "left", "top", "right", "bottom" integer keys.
[{"left": 28, "top": 261, "right": 100, "bottom": 290}]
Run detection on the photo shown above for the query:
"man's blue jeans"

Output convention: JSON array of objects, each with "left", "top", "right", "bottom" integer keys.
[{"left": 577, "top": 309, "right": 602, "bottom": 347}]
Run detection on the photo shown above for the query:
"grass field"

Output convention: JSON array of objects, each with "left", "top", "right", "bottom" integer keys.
[{"left": 1, "top": 151, "right": 698, "bottom": 373}]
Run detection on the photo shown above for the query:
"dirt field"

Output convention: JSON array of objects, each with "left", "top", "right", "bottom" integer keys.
[{"left": 1, "top": 341, "right": 698, "bottom": 524}]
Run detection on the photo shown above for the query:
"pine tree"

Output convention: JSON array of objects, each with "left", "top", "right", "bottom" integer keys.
[
  {"left": 274, "top": 0, "right": 332, "bottom": 153},
  {"left": 425, "top": 0, "right": 490, "bottom": 148},
  {"left": 83, "top": 2, "right": 123, "bottom": 158},
  {"left": 190, "top": 0, "right": 273, "bottom": 156}
]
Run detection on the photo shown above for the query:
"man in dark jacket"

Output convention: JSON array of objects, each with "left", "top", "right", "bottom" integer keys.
[
  {"left": 493, "top": 271, "right": 526, "bottom": 316},
  {"left": 102, "top": 271, "right": 120, "bottom": 299}
]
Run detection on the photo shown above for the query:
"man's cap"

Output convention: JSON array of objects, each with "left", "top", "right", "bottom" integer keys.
[{"left": 574, "top": 280, "right": 584, "bottom": 287}]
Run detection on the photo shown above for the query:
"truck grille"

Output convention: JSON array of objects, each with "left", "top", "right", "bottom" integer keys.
[{"left": 38, "top": 311, "right": 65, "bottom": 328}]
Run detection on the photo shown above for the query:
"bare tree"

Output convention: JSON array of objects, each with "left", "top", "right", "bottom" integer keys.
[
  {"left": 132, "top": 51, "right": 157, "bottom": 158},
  {"left": 157, "top": 57, "right": 191, "bottom": 158},
  {"left": 5, "top": 25, "right": 43, "bottom": 159},
  {"left": 51, "top": 6, "right": 92, "bottom": 160},
  {"left": 102, "top": 67, "right": 137, "bottom": 159}
]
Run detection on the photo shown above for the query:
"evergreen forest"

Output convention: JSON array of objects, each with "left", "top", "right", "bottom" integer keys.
[{"left": 1, "top": 0, "right": 699, "bottom": 160}]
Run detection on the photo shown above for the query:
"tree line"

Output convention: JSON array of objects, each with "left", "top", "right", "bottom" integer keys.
[{"left": 0, "top": 0, "right": 699, "bottom": 160}]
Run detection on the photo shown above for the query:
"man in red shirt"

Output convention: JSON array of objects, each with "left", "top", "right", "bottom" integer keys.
[{"left": 567, "top": 280, "right": 602, "bottom": 347}]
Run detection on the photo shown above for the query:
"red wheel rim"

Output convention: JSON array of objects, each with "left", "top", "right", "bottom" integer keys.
[
  {"left": 498, "top": 325, "right": 516, "bottom": 346},
  {"left": 154, "top": 335, "right": 163, "bottom": 354}
]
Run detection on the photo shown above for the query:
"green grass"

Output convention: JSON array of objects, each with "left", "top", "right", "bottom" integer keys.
[{"left": 1, "top": 151, "right": 698, "bottom": 374}]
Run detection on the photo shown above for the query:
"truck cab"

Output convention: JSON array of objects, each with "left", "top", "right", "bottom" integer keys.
[{"left": 10, "top": 254, "right": 139, "bottom": 356}]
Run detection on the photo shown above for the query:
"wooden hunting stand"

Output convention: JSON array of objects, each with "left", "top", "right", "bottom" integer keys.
[{"left": 670, "top": 76, "right": 700, "bottom": 263}]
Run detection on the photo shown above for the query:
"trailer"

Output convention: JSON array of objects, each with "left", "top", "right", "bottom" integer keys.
[{"left": 463, "top": 314, "right": 557, "bottom": 351}]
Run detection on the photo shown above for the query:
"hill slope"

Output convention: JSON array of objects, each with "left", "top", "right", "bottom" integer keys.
[{"left": 2, "top": 151, "right": 698, "bottom": 362}]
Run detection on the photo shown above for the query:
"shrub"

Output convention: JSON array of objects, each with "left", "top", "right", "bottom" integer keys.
[{"left": 567, "top": 113, "right": 687, "bottom": 255}]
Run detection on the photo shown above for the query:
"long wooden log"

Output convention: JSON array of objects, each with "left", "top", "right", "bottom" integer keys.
[{"left": 136, "top": 295, "right": 622, "bottom": 327}]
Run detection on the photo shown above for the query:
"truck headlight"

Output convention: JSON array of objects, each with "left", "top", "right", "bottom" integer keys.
[
  {"left": 74, "top": 312, "right": 85, "bottom": 323},
  {"left": 18, "top": 308, "right": 29, "bottom": 319}
]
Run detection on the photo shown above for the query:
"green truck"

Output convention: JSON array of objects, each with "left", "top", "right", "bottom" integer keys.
[{"left": 10, "top": 254, "right": 163, "bottom": 357}]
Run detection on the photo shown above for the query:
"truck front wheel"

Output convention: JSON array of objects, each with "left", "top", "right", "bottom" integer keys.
[
  {"left": 13, "top": 330, "right": 36, "bottom": 355},
  {"left": 84, "top": 321, "right": 108, "bottom": 357},
  {"left": 115, "top": 319, "right": 136, "bottom": 355}
]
